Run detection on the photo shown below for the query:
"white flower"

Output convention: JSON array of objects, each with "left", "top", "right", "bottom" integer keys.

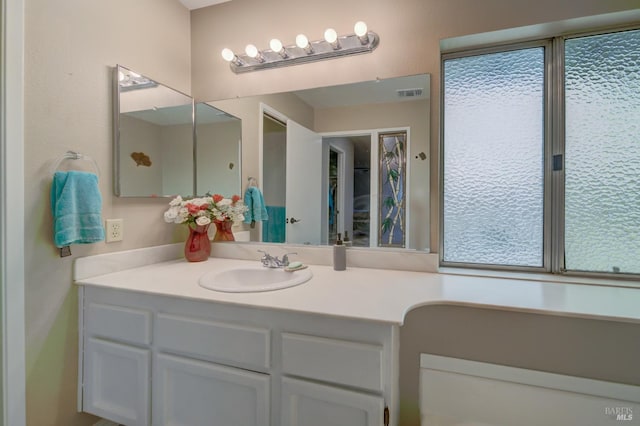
[
  {"left": 169, "top": 195, "right": 183, "bottom": 207},
  {"left": 176, "top": 207, "right": 189, "bottom": 224},
  {"left": 191, "top": 197, "right": 210, "bottom": 207},
  {"left": 195, "top": 216, "right": 211, "bottom": 226},
  {"left": 217, "top": 198, "right": 232, "bottom": 206},
  {"left": 237, "top": 214, "right": 245, "bottom": 222},
  {"left": 164, "top": 208, "right": 178, "bottom": 223}
]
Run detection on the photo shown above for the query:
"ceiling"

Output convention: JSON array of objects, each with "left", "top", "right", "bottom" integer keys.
[
  {"left": 178, "top": 0, "right": 230, "bottom": 10},
  {"left": 292, "top": 74, "right": 429, "bottom": 109}
]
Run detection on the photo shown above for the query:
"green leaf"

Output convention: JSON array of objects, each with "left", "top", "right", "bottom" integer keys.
[
  {"left": 381, "top": 218, "right": 393, "bottom": 233},
  {"left": 384, "top": 197, "right": 395, "bottom": 208}
]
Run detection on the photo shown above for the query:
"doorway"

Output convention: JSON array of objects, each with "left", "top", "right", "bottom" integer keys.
[
  {"left": 260, "top": 104, "right": 323, "bottom": 245},
  {"left": 262, "top": 113, "right": 287, "bottom": 243},
  {"left": 327, "top": 148, "right": 340, "bottom": 244},
  {"left": 322, "top": 128, "right": 409, "bottom": 248},
  {"left": 323, "top": 135, "right": 371, "bottom": 247}
]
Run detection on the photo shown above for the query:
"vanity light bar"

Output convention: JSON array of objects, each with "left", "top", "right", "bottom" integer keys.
[{"left": 221, "top": 21, "right": 379, "bottom": 74}]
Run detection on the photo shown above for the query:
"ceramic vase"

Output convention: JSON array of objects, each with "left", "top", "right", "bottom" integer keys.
[
  {"left": 184, "top": 224, "right": 211, "bottom": 262},
  {"left": 213, "top": 220, "right": 235, "bottom": 242}
]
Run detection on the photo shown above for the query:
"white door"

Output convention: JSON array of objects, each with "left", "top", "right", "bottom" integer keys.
[
  {"left": 153, "top": 354, "right": 270, "bottom": 426},
  {"left": 286, "top": 120, "right": 322, "bottom": 245},
  {"left": 83, "top": 338, "right": 151, "bottom": 426},
  {"left": 281, "top": 377, "right": 384, "bottom": 426}
]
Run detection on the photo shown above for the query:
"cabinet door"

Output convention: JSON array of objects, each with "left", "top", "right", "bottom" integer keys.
[
  {"left": 281, "top": 377, "right": 384, "bottom": 426},
  {"left": 83, "top": 338, "right": 150, "bottom": 426},
  {"left": 153, "top": 354, "right": 270, "bottom": 426}
]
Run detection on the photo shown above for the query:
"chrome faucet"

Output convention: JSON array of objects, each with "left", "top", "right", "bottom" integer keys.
[{"left": 257, "top": 250, "right": 297, "bottom": 268}]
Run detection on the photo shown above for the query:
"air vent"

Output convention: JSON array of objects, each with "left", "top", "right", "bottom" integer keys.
[{"left": 396, "top": 88, "right": 423, "bottom": 98}]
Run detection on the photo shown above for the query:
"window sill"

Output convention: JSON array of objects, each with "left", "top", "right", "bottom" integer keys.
[{"left": 437, "top": 266, "right": 640, "bottom": 290}]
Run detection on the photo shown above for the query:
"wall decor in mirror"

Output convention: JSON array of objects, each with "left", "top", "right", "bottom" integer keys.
[
  {"left": 113, "top": 65, "right": 242, "bottom": 198},
  {"left": 209, "top": 73, "right": 430, "bottom": 251}
]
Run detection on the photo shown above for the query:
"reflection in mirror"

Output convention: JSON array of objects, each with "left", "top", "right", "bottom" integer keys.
[
  {"left": 209, "top": 73, "right": 430, "bottom": 250},
  {"left": 115, "top": 65, "right": 194, "bottom": 197},
  {"left": 195, "top": 103, "right": 242, "bottom": 197}
]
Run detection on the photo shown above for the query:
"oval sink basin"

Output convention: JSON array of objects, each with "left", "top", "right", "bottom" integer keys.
[{"left": 199, "top": 266, "right": 312, "bottom": 293}]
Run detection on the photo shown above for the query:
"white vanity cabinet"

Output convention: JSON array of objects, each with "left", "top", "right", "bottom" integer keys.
[
  {"left": 280, "top": 333, "right": 386, "bottom": 426},
  {"left": 78, "top": 286, "right": 398, "bottom": 426}
]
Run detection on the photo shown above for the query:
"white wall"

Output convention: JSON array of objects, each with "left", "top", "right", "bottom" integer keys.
[{"left": 24, "top": 0, "right": 190, "bottom": 424}]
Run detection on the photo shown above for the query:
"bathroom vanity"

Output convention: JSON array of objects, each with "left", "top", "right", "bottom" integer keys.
[
  {"left": 74, "top": 244, "right": 640, "bottom": 426},
  {"left": 79, "top": 285, "right": 396, "bottom": 426}
]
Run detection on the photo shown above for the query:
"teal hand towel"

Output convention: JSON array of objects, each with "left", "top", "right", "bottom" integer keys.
[
  {"left": 51, "top": 171, "right": 105, "bottom": 247},
  {"left": 243, "top": 186, "right": 269, "bottom": 223},
  {"left": 262, "top": 205, "right": 285, "bottom": 243}
]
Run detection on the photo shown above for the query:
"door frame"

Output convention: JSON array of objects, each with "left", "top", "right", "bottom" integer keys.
[
  {"left": 1, "top": 0, "right": 26, "bottom": 423},
  {"left": 321, "top": 127, "right": 411, "bottom": 248},
  {"left": 258, "top": 103, "right": 288, "bottom": 242},
  {"left": 325, "top": 144, "right": 346, "bottom": 245}
]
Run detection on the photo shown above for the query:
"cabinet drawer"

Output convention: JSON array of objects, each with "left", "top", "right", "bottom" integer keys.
[
  {"left": 85, "top": 302, "right": 152, "bottom": 345},
  {"left": 281, "top": 333, "right": 383, "bottom": 392},
  {"left": 156, "top": 313, "right": 270, "bottom": 371}
]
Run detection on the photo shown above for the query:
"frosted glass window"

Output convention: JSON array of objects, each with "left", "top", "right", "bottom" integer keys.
[
  {"left": 564, "top": 30, "right": 640, "bottom": 274},
  {"left": 443, "top": 48, "right": 545, "bottom": 267}
]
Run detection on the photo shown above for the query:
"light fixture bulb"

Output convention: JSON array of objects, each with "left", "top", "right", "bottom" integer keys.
[
  {"left": 295, "top": 34, "right": 309, "bottom": 49},
  {"left": 245, "top": 44, "right": 259, "bottom": 58},
  {"left": 221, "top": 48, "right": 235, "bottom": 62},
  {"left": 324, "top": 28, "right": 338, "bottom": 44},
  {"left": 269, "top": 38, "right": 283, "bottom": 53},
  {"left": 354, "top": 21, "right": 368, "bottom": 37},
  {"left": 117, "top": 71, "right": 125, "bottom": 82}
]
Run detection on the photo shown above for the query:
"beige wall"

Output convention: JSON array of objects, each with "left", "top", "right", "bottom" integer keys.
[
  {"left": 400, "top": 305, "right": 640, "bottom": 425},
  {"left": 22, "top": 1, "right": 640, "bottom": 425},
  {"left": 119, "top": 116, "right": 163, "bottom": 195},
  {"left": 190, "top": 0, "right": 640, "bottom": 250},
  {"left": 197, "top": 120, "right": 242, "bottom": 197},
  {"left": 24, "top": 0, "right": 190, "bottom": 424}
]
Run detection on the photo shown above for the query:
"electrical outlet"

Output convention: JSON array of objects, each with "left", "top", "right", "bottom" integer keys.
[{"left": 105, "top": 219, "right": 124, "bottom": 242}]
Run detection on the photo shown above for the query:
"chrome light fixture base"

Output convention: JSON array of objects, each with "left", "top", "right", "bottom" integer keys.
[{"left": 227, "top": 31, "right": 379, "bottom": 74}]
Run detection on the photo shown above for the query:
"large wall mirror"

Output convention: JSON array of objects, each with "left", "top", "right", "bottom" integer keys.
[
  {"left": 209, "top": 73, "right": 430, "bottom": 251},
  {"left": 114, "top": 65, "right": 242, "bottom": 198}
]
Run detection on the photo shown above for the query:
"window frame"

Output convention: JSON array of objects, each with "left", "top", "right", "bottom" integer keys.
[{"left": 439, "top": 26, "right": 640, "bottom": 280}]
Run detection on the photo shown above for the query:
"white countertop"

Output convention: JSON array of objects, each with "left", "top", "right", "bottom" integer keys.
[{"left": 74, "top": 248, "right": 640, "bottom": 325}]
